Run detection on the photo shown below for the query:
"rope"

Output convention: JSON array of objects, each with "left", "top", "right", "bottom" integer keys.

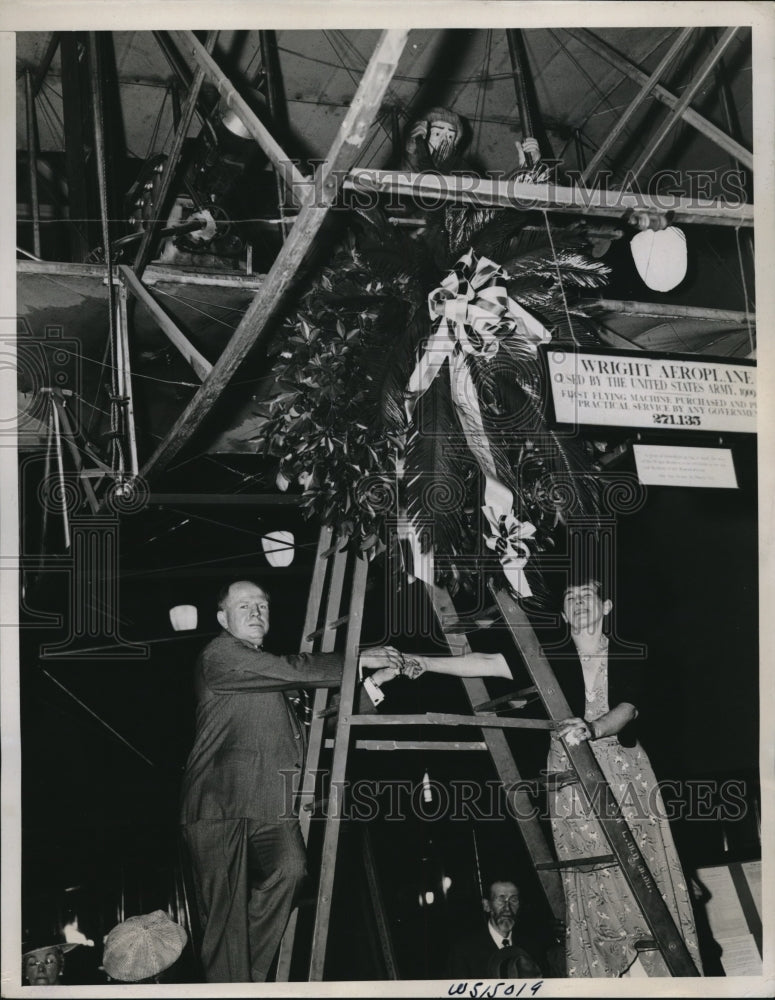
[
  {"left": 153, "top": 285, "right": 247, "bottom": 330},
  {"left": 42, "top": 669, "right": 157, "bottom": 768},
  {"left": 471, "top": 823, "right": 484, "bottom": 899},
  {"left": 36, "top": 339, "right": 199, "bottom": 388},
  {"left": 734, "top": 226, "right": 755, "bottom": 356}
]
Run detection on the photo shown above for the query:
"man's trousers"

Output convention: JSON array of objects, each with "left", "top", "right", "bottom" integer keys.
[{"left": 182, "top": 817, "right": 307, "bottom": 982}]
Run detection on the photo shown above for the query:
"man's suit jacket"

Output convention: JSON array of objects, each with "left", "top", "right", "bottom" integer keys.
[
  {"left": 446, "top": 923, "right": 542, "bottom": 980},
  {"left": 180, "top": 631, "right": 342, "bottom": 825}
]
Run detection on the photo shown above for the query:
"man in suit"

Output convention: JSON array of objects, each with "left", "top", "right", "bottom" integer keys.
[
  {"left": 180, "top": 579, "right": 402, "bottom": 983},
  {"left": 447, "top": 878, "right": 543, "bottom": 980}
]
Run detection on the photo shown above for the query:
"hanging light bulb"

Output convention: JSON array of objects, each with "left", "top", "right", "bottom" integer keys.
[
  {"left": 629, "top": 212, "right": 687, "bottom": 292},
  {"left": 261, "top": 530, "right": 295, "bottom": 567},
  {"left": 169, "top": 605, "right": 198, "bottom": 632},
  {"left": 422, "top": 769, "right": 433, "bottom": 804}
]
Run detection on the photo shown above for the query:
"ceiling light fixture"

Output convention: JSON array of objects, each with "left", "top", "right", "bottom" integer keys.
[
  {"left": 169, "top": 605, "right": 198, "bottom": 632},
  {"left": 261, "top": 530, "right": 295, "bottom": 567},
  {"left": 629, "top": 211, "right": 687, "bottom": 292}
]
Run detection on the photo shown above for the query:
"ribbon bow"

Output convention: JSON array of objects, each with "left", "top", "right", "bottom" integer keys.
[
  {"left": 426, "top": 249, "right": 550, "bottom": 361},
  {"left": 483, "top": 509, "right": 536, "bottom": 598},
  {"left": 402, "top": 250, "right": 550, "bottom": 598}
]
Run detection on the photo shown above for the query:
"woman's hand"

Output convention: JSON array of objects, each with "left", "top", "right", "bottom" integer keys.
[
  {"left": 400, "top": 656, "right": 427, "bottom": 680},
  {"left": 556, "top": 716, "right": 593, "bottom": 746}
]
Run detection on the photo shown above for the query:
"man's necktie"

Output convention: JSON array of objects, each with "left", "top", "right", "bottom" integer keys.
[{"left": 502, "top": 938, "right": 510, "bottom": 948}]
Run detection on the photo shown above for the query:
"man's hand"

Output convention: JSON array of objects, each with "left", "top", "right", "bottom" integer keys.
[
  {"left": 369, "top": 665, "right": 401, "bottom": 687},
  {"left": 359, "top": 646, "right": 404, "bottom": 673}
]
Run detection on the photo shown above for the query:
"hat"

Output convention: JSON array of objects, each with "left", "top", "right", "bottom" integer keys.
[
  {"left": 102, "top": 911, "right": 187, "bottom": 982},
  {"left": 22, "top": 937, "right": 77, "bottom": 985},
  {"left": 23, "top": 931, "right": 80, "bottom": 962},
  {"left": 486, "top": 945, "right": 542, "bottom": 980},
  {"left": 421, "top": 106, "right": 463, "bottom": 133}
]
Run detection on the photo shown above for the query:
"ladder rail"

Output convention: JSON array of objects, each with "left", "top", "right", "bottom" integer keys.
[
  {"left": 427, "top": 583, "right": 566, "bottom": 923},
  {"left": 308, "top": 555, "right": 370, "bottom": 980},
  {"left": 275, "top": 526, "right": 345, "bottom": 981}
]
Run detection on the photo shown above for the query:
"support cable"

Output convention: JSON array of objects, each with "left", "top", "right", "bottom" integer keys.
[
  {"left": 87, "top": 33, "right": 123, "bottom": 480},
  {"left": 734, "top": 227, "right": 755, "bottom": 356}
]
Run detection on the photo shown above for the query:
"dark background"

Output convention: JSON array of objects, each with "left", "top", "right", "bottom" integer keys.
[{"left": 17, "top": 431, "right": 759, "bottom": 982}]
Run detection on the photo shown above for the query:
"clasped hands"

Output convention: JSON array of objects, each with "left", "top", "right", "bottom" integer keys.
[{"left": 358, "top": 648, "right": 427, "bottom": 688}]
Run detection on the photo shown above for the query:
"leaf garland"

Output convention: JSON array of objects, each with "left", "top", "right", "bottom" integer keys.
[{"left": 251, "top": 205, "right": 614, "bottom": 592}]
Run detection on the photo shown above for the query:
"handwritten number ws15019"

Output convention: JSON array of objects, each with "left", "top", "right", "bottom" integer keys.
[{"left": 448, "top": 981, "right": 544, "bottom": 998}]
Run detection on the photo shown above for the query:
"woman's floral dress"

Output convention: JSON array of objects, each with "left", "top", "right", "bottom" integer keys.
[{"left": 546, "top": 651, "right": 702, "bottom": 976}]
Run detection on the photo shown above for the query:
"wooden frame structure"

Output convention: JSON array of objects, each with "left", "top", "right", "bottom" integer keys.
[{"left": 18, "top": 27, "right": 755, "bottom": 492}]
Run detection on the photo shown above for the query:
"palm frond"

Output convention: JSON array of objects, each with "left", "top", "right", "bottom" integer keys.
[
  {"left": 361, "top": 303, "right": 427, "bottom": 434},
  {"left": 405, "top": 367, "right": 472, "bottom": 560}
]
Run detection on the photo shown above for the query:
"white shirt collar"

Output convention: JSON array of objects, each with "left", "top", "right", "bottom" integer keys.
[{"left": 487, "top": 920, "right": 511, "bottom": 948}]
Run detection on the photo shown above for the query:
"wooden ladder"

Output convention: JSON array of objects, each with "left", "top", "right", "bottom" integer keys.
[{"left": 276, "top": 528, "right": 700, "bottom": 979}]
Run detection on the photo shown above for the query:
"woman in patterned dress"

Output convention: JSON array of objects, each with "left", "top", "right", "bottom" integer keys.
[{"left": 546, "top": 578, "right": 702, "bottom": 977}]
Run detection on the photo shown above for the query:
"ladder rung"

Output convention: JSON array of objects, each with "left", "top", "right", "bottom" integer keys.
[
  {"left": 443, "top": 617, "right": 499, "bottom": 633},
  {"left": 324, "top": 738, "right": 488, "bottom": 751},
  {"left": 347, "top": 712, "right": 555, "bottom": 730},
  {"left": 305, "top": 613, "right": 350, "bottom": 642},
  {"left": 473, "top": 686, "right": 537, "bottom": 711},
  {"left": 535, "top": 854, "right": 616, "bottom": 872},
  {"left": 539, "top": 768, "right": 578, "bottom": 790},
  {"left": 440, "top": 604, "right": 500, "bottom": 633}
]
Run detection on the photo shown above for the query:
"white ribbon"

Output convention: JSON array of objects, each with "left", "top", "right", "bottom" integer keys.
[
  {"left": 405, "top": 249, "right": 551, "bottom": 421},
  {"left": 404, "top": 250, "right": 551, "bottom": 596}
]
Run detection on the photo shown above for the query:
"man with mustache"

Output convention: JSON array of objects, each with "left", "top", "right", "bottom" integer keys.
[{"left": 447, "top": 877, "right": 543, "bottom": 980}]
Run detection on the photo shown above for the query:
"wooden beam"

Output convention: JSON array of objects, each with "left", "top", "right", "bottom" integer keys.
[
  {"left": 51, "top": 398, "right": 100, "bottom": 513},
  {"left": 17, "top": 258, "right": 265, "bottom": 289},
  {"left": 329, "top": 739, "right": 488, "bottom": 751},
  {"left": 147, "top": 492, "right": 302, "bottom": 505},
  {"left": 590, "top": 299, "right": 755, "bottom": 324},
  {"left": 133, "top": 31, "right": 218, "bottom": 276},
  {"left": 346, "top": 713, "right": 554, "bottom": 730},
  {"left": 581, "top": 28, "right": 694, "bottom": 183},
  {"left": 345, "top": 168, "right": 753, "bottom": 227},
  {"left": 24, "top": 69, "right": 42, "bottom": 258},
  {"left": 60, "top": 33, "right": 91, "bottom": 261},
  {"left": 141, "top": 30, "right": 409, "bottom": 482},
  {"left": 572, "top": 29, "right": 752, "bottom": 171},
  {"left": 119, "top": 265, "right": 213, "bottom": 381},
  {"left": 168, "top": 30, "right": 309, "bottom": 204},
  {"left": 628, "top": 28, "right": 740, "bottom": 183}
]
